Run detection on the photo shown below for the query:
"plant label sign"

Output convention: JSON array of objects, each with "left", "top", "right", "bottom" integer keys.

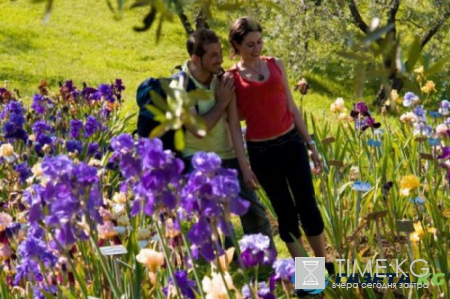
[
  {"left": 328, "top": 160, "right": 344, "bottom": 167},
  {"left": 99, "top": 245, "right": 128, "bottom": 256},
  {"left": 419, "top": 153, "right": 434, "bottom": 161},
  {"left": 396, "top": 220, "right": 415, "bottom": 233},
  {"left": 367, "top": 210, "right": 388, "bottom": 221},
  {"left": 415, "top": 137, "right": 427, "bottom": 143},
  {"left": 321, "top": 136, "right": 335, "bottom": 145}
]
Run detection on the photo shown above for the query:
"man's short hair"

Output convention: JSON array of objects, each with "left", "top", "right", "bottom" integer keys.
[{"left": 186, "top": 29, "right": 220, "bottom": 57}]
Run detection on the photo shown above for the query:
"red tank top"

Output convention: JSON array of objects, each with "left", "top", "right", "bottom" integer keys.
[{"left": 230, "top": 57, "right": 294, "bottom": 140}]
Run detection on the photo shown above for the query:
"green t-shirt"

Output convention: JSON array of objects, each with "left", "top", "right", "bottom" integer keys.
[{"left": 181, "top": 61, "right": 236, "bottom": 160}]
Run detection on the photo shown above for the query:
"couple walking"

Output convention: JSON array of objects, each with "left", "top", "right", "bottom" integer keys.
[{"left": 143, "top": 16, "right": 334, "bottom": 281}]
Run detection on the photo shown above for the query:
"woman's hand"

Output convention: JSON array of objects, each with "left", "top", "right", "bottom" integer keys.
[
  {"left": 242, "top": 167, "right": 259, "bottom": 190},
  {"left": 309, "top": 146, "right": 322, "bottom": 174}
]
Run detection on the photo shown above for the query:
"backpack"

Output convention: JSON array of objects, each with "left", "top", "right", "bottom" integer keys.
[{"left": 135, "top": 69, "right": 196, "bottom": 152}]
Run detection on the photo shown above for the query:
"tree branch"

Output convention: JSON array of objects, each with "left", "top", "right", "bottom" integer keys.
[
  {"left": 421, "top": 10, "right": 450, "bottom": 49},
  {"left": 386, "top": 0, "right": 400, "bottom": 37},
  {"left": 347, "top": 0, "right": 369, "bottom": 34},
  {"left": 173, "top": 0, "right": 194, "bottom": 35},
  {"left": 387, "top": 0, "right": 400, "bottom": 24}
]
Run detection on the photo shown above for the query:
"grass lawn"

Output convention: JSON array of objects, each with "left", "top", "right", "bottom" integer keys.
[{"left": 1, "top": 0, "right": 394, "bottom": 131}]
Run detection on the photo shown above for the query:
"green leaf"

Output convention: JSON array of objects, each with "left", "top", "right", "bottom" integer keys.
[
  {"left": 149, "top": 90, "right": 168, "bottom": 111},
  {"left": 40, "top": 289, "right": 57, "bottom": 299},
  {"left": 160, "top": 80, "right": 177, "bottom": 101},
  {"left": 155, "top": 16, "right": 164, "bottom": 44},
  {"left": 187, "top": 89, "right": 212, "bottom": 101},
  {"left": 405, "top": 37, "right": 422, "bottom": 72},
  {"left": 335, "top": 51, "right": 369, "bottom": 62},
  {"left": 361, "top": 23, "right": 395, "bottom": 44},
  {"left": 58, "top": 286, "right": 77, "bottom": 299},
  {"left": 215, "top": 3, "right": 243, "bottom": 10},
  {"left": 145, "top": 104, "right": 165, "bottom": 117},
  {"left": 174, "top": 129, "right": 185, "bottom": 150},
  {"left": 134, "top": 6, "right": 157, "bottom": 32},
  {"left": 426, "top": 57, "right": 449, "bottom": 76},
  {"left": 130, "top": 0, "right": 152, "bottom": 9},
  {"left": 150, "top": 123, "right": 169, "bottom": 138},
  {"left": 105, "top": 0, "right": 116, "bottom": 13}
]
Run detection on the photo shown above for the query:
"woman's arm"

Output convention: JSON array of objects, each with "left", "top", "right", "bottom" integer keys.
[
  {"left": 275, "top": 58, "right": 322, "bottom": 173},
  {"left": 226, "top": 89, "right": 259, "bottom": 189}
]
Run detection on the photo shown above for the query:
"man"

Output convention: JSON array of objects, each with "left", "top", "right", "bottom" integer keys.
[{"left": 181, "top": 28, "right": 275, "bottom": 249}]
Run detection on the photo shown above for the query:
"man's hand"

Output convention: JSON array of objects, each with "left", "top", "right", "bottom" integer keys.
[
  {"left": 242, "top": 167, "right": 259, "bottom": 190},
  {"left": 309, "top": 146, "right": 322, "bottom": 174},
  {"left": 215, "top": 75, "right": 235, "bottom": 108}
]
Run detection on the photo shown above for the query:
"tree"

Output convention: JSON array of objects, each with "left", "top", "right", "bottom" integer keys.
[{"left": 346, "top": 0, "right": 450, "bottom": 104}]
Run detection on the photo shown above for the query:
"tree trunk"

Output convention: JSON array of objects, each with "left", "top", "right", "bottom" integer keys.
[
  {"left": 195, "top": 9, "right": 209, "bottom": 30},
  {"left": 374, "top": 75, "right": 404, "bottom": 106}
]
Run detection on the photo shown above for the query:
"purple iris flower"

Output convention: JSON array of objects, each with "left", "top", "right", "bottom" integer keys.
[
  {"left": 191, "top": 152, "right": 221, "bottom": 172},
  {"left": 14, "top": 258, "right": 44, "bottom": 285},
  {"left": 32, "top": 120, "right": 53, "bottom": 136},
  {"left": 69, "top": 119, "right": 83, "bottom": 139},
  {"left": 33, "top": 286, "right": 58, "bottom": 299},
  {"left": 18, "top": 235, "right": 58, "bottom": 265},
  {"left": 14, "top": 233, "right": 58, "bottom": 285},
  {"left": 273, "top": 258, "right": 295, "bottom": 280},
  {"left": 413, "top": 105, "right": 426, "bottom": 117},
  {"left": 84, "top": 116, "right": 101, "bottom": 137},
  {"left": 355, "top": 101, "right": 368, "bottom": 113},
  {"left": 163, "top": 270, "right": 197, "bottom": 299},
  {"left": 41, "top": 155, "right": 73, "bottom": 180},
  {"left": 413, "top": 123, "right": 433, "bottom": 137},
  {"left": 111, "top": 133, "right": 135, "bottom": 153},
  {"left": 31, "top": 94, "right": 53, "bottom": 115},
  {"left": 438, "top": 147, "right": 450, "bottom": 159},
  {"left": 114, "top": 79, "right": 125, "bottom": 101},
  {"left": 66, "top": 140, "right": 83, "bottom": 153},
  {"left": 27, "top": 156, "right": 103, "bottom": 246},
  {"left": 114, "top": 79, "right": 125, "bottom": 92},
  {"left": 64, "top": 80, "right": 75, "bottom": 92},
  {"left": 87, "top": 142, "right": 102, "bottom": 158},
  {"left": 404, "top": 92, "right": 419, "bottom": 107},
  {"left": 81, "top": 83, "right": 99, "bottom": 101},
  {"left": 1, "top": 101, "right": 28, "bottom": 141},
  {"left": 98, "top": 84, "right": 114, "bottom": 101},
  {"left": 242, "top": 282, "right": 276, "bottom": 299},
  {"left": 14, "top": 163, "right": 32, "bottom": 184},
  {"left": 239, "top": 234, "right": 277, "bottom": 268},
  {"left": 31, "top": 94, "right": 46, "bottom": 114}
]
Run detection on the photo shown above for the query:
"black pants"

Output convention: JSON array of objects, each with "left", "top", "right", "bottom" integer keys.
[{"left": 247, "top": 129, "right": 324, "bottom": 243}]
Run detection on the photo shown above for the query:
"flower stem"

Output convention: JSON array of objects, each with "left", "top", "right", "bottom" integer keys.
[{"left": 154, "top": 220, "right": 182, "bottom": 298}]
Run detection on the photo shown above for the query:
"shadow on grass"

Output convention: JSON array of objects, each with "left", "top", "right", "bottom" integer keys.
[
  {"left": 0, "top": 67, "right": 66, "bottom": 95},
  {"left": 0, "top": 29, "right": 39, "bottom": 55}
]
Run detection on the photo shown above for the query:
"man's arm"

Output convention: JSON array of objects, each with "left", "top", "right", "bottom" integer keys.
[{"left": 184, "top": 76, "right": 235, "bottom": 139}]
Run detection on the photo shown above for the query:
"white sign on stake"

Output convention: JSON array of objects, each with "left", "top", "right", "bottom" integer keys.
[{"left": 99, "top": 245, "right": 128, "bottom": 256}]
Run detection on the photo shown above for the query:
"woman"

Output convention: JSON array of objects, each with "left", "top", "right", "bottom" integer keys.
[{"left": 226, "top": 17, "right": 333, "bottom": 273}]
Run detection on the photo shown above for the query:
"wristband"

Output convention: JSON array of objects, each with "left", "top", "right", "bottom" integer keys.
[{"left": 306, "top": 140, "right": 316, "bottom": 147}]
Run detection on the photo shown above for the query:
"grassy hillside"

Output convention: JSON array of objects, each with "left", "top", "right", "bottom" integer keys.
[
  {"left": 0, "top": 1, "right": 188, "bottom": 116},
  {"left": 0, "top": 1, "right": 347, "bottom": 126}
]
